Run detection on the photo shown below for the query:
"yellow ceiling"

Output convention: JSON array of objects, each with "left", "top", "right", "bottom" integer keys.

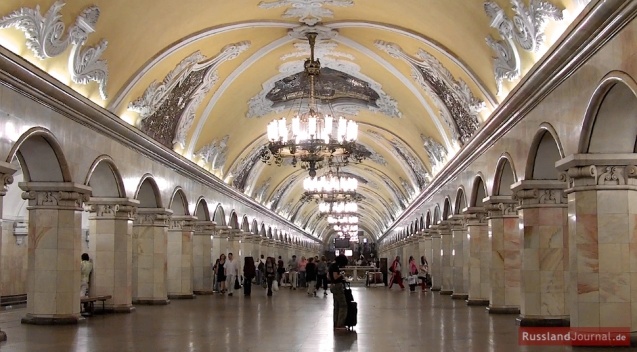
[{"left": 0, "top": 0, "right": 588, "bottom": 241}]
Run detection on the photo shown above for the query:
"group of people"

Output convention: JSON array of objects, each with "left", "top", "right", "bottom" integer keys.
[{"left": 388, "top": 255, "right": 431, "bottom": 292}]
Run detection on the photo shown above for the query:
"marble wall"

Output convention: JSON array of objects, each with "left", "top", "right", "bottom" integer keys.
[{"left": 0, "top": 220, "right": 27, "bottom": 297}]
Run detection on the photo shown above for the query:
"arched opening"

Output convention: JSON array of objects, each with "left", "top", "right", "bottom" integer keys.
[
  {"left": 213, "top": 204, "right": 226, "bottom": 226},
  {"left": 433, "top": 205, "right": 441, "bottom": 224},
  {"left": 241, "top": 216, "right": 250, "bottom": 232},
  {"left": 229, "top": 211, "right": 239, "bottom": 230},
  {"left": 267, "top": 227, "right": 273, "bottom": 239},
  {"left": 470, "top": 176, "right": 487, "bottom": 207},
  {"left": 442, "top": 197, "right": 452, "bottom": 221},
  {"left": 194, "top": 198, "right": 210, "bottom": 221},
  {"left": 492, "top": 155, "right": 517, "bottom": 196},
  {"left": 85, "top": 156, "right": 126, "bottom": 198},
  {"left": 526, "top": 125, "right": 564, "bottom": 180},
  {"left": 169, "top": 188, "right": 189, "bottom": 216},
  {"left": 425, "top": 211, "right": 431, "bottom": 229},
  {"left": 259, "top": 223, "right": 266, "bottom": 237},
  {"left": 135, "top": 175, "right": 163, "bottom": 208},
  {"left": 454, "top": 188, "right": 467, "bottom": 214},
  {"left": 7, "top": 128, "right": 72, "bottom": 182},
  {"left": 251, "top": 219, "right": 259, "bottom": 235}
]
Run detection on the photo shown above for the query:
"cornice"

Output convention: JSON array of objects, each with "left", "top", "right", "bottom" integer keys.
[
  {"left": 380, "top": 0, "right": 637, "bottom": 241},
  {"left": 0, "top": 46, "right": 319, "bottom": 243}
]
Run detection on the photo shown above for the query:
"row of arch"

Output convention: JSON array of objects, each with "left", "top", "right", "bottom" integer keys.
[
  {"left": 385, "top": 70, "right": 637, "bottom": 243},
  {"left": 7, "top": 127, "right": 317, "bottom": 247}
]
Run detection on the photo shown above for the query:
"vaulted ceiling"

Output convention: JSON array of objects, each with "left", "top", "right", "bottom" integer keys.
[{"left": 0, "top": 0, "right": 589, "bottom": 242}]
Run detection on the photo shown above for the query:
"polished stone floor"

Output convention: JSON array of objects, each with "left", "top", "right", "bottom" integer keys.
[{"left": 0, "top": 285, "right": 628, "bottom": 352}]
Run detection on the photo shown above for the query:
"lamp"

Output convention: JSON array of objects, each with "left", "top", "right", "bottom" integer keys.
[
  {"left": 301, "top": 165, "right": 359, "bottom": 203},
  {"left": 261, "top": 32, "right": 366, "bottom": 177}
]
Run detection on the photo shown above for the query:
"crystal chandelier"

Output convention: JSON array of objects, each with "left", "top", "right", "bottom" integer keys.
[
  {"left": 334, "top": 224, "right": 358, "bottom": 233},
  {"left": 327, "top": 215, "right": 358, "bottom": 225},
  {"left": 260, "top": 32, "right": 366, "bottom": 177},
  {"left": 319, "top": 201, "right": 358, "bottom": 213},
  {"left": 301, "top": 165, "right": 359, "bottom": 203}
]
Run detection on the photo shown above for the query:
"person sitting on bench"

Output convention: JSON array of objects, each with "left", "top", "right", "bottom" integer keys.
[{"left": 80, "top": 253, "right": 93, "bottom": 297}]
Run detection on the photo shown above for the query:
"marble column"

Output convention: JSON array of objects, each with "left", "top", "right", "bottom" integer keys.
[
  {"left": 450, "top": 216, "right": 469, "bottom": 300},
  {"left": 484, "top": 196, "right": 521, "bottom": 314},
  {"left": 85, "top": 198, "right": 139, "bottom": 312},
  {"left": 19, "top": 182, "right": 91, "bottom": 324},
  {"left": 465, "top": 207, "right": 490, "bottom": 306},
  {"left": 132, "top": 208, "right": 172, "bottom": 305},
  {"left": 512, "top": 180, "right": 569, "bottom": 326},
  {"left": 212, "top": 227, "right": 230, "bottom": 264},
  {"left": 227, "top": 229, "right": 243, "bottom": 275},
  {"left": 557, "top": 156, "right": 637, "bottom": 334},
  {"left": 437, "top": 222, "right": 454, "bottom": 295},
  {"left": 192, "top": 220, "right": 215, "bottom": 295},
  {"left": 431, "top": 230, "right": 442, "bottom": 291},
  {"left": 0, "top": 163, "right": 17, "bottom": 339},
  {"left": 167, "top": 215, "right": 196, "bottom": 299}
]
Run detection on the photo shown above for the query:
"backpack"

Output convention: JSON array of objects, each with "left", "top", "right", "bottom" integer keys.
[{"left": 258, "top": 262, "right": 265, "bottom": 272}]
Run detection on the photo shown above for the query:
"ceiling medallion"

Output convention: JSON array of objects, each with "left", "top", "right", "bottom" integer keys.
[
  {"left": 258, "top": 0, "right": 354, "bottom": 26},
  {"left": 260, "top": 32, "right": 366, "bottom": 177},
  {"left": 484, "top": 0, "right": 564, "bottom": 94}
]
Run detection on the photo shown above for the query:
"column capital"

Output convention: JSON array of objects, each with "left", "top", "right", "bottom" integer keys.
[
  {"left": 511, "top": 179, "right": 567, "bottom": 209},
  {"left": 193, "top": 220, "right": 216, "bottom": 235},
  {"left": 462, "top": 207, "right": 488, "bottom": 225},
  {"left": 556, "top": 153, "right": 637, "bottom": 192},
  {"left": 169, "top": 215, "right": 198, "bottom": 231},
  {"left": 19, "top": 182, "right": 91, "bottom": 210},
  {"left": 448, "top": 214, "right": 467, "bottom": 229},
  {"left": 0, "top": 160, "right": 18, "bottom": 196},
  {"left": 134, "top": 208, "right": 173, "bottom": 226},
  {"left": 85, "top": 197, "right": 139, "bottom": 219},
  {"left": 483, "top": 196, "right": 518, "bottom": 218}
]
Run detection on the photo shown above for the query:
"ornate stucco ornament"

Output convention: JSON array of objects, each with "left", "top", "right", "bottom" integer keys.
[
  {"left": 254, "top": 177, "right": 272, "bottom": 202},
  {"left": 195, "top": 135, "right": 230, "bottom": 173},
  {"left": 269, "top": 174, "right": 299, "bottom": 211},
  {"left": 0, "top": 1, "right": 109, "bottom": 99},
  {"left": 258, "top": 0, "right": 354, "bottom": 26},
  {"left": 230, "top": 147, "right": 263, "bottom": 192},
  {"left": 128, "top": 42, "right": 250, "bottom": 149},
  {"left": 484, "top": 0, "right": 564, "bottom": 94},
  {"left": 421, "top": 134, "right": 448, "bottom": 171},
  {"left": 375, "top": 41, "right": 485, "bottom": 144}
]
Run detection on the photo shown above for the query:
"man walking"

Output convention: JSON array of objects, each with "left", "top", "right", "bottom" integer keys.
[
  {"left": 225, "top": 253, "right": 239, "bottom": 296},
  {"left": 288, "top": 255, "right": 299, "bottom": 290}
]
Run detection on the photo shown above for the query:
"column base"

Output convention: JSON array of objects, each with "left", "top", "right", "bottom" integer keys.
[
  {"left": 111, "top": 306, "right": 136, "bottom": 313},
  {"left": 439, "top": 290, "right": 453, "bottom": 295},
  {"left": 167, "top": 294, "right": 196, "bottom": 300},
  {"left": 193, "top": 290, "right": 214, "bottom": 295},
  {"left": 0, "top": 330, "right": 6, "bottom": 342},
  {"left": 487, "top": 306, "right": 520, "bottom": 314},
  {"left": 467, "top": 299, "right": 490, "bottom": 306},
  {"left": 516, "top": 315, "right": 570, "bottom": 327},
  {"left": 451, "top": 293, "right": 468, "bottom": 300},
  {"left": 132, "top": 299, "right": 170, "bottom": 305},
  {"left": 21, "top": 314, "right": 84, "bottom": 325}
]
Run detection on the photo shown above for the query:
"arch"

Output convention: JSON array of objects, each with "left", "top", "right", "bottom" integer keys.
[
  {"left": 267, "top": 226, "right": 273, "bottom": 239},
  {"left": 259, "top": 223, "right": 266, "bottom": 237},
  {"left": 229, "top": 211, "right": 239, "bottom": 230},
  {"left": 168, "top": 187, "right": 189, "bottom": 216},
  {"left": 470, "top": 174, "right": 488, "bottom": 207},
  {"left": 241, "top": 215, "right": 250, "bottom": 232},
  {"left": 454, "top": 187, "right": 467, "bottom": 214},
  {"left": 85, "top": 155, "right": 126, "bottom": 198},
  {"left": 213, "top": 204, "right": 227, "bottom": 226},
  {"left": 135, "top": 174, "right": 163, "bottom": 208},
  {"left": 7, "top": 127, "right": 72, "bottom": 182},
  {"left": 251, "top": 219, "right": 259, "bottom": 235},
  {"left": 442, "top": 197, "right": 452, "bottom": 220},
  {"left": 194, "top": 197, "right": 211, "bottom": 221},
  {"left": 579, "top": 71, "right": 637, "bottom": 153},
  {"left": 419, "top": 215, "right": 424, "bottom": 230},
  {"left": 425, "top": 210, "right": 431, "bottom": 229},
  {"left": 492, "top": 153, "right": 517, "bottom": 196},
  {"left": 525, "top": 123, "right": 565, "bottom": 180},
  {"left": 433, "top": 204, "right": 441, "bottom": 224}
]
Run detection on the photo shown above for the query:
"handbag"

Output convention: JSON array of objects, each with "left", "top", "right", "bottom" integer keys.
[
  {"left": 272, "top": 280, "right": 279, "bottom": 292},
  {"left": 234, "top": 277, "right": 241, "bottom": 290}
]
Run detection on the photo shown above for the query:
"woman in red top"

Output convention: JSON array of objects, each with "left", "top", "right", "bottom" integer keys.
[{"left": 388, "top": 256, "right": 405, "bottom": 290}]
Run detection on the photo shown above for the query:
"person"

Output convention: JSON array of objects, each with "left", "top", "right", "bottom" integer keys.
[
  {"left": 211, "top": 258, "right": 220, "bottom": 292},
  {"left": 316, "top": 255, "right": 329, "bottom": 296},
  {"left": 288, "top": 255, "right": 299, "bottom": 290},
  {"left": 388, "top": 255, "right": 405, "bottom": 290},
  {"left": 408, "top": 256, "right": 418, "bottom": 292},
  {"left": 243, "top": 257, "right": 256, "bottom": 296},
  {"left": 419, "top": 256, "right": 430, "bottom": 291},
  {"left": 265, "top": 257, "right": 276, "bottom": 296},
  {"left": 216, "top": 254, "right": 227, "bottom": 294},
  {"left": 225, "top": 253, "right": 239, "bottom": 296},
  {"left": 330, "top": 254, "right": 349, "bottom": 330},
  {"left": 305, "top": 257, "right": 317, "bottom": 297},
  {"left": 276, "top": 256, "right": 285, "bottom": 286},
  {"left": 257, "top": 254, "right": 266, "bottom": 286},
  {"left": 80, "top": 253, "right": 93, "bottom": 297},
  {"left": 298, "top": 256, "right": 308, "bottom": 288}
]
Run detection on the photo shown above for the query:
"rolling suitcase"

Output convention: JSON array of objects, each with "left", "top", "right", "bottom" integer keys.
[{"left": 343, "top": 282, "right": 357, "bottom": 330}]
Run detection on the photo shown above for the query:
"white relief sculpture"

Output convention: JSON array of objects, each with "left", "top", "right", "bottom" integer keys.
[
  {"left": 376, "top": 40, "right": 484, "bottom": 143},
  {"left": 0, "top": 1, "right": 110, "bottom": 99},
  {"left": 484, "top": 0, "right": 563, "bottom": 94},
  {"left": 254, "top": 177, "right": 272, "bottom": 202},
  {"left": 195, "top": 135, "right": 230, "bottom": 171},
  {"left": 280, "top": 42, "right": 354, "bottom": 61},
  {"left": 421, "top": 134, "right": 448, "bottom": 173},
  {"left": 258, "top": 0, "right": 354, "bottom": 26}
]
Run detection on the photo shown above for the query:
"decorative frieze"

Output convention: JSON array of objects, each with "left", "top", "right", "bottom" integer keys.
[
  {"left": 511, "top": 180, "right": 567, "bottom": 208},
  {"left": 193, "top": 220, "right": 216, "bottom": 235},
  {"left": 483, "top": 196, "right": 518, "bottom": 218},
  {"left": 0, "top": 1, "right": 109, "bottom": 98},
  {"left": 463, "top": 207, "right": 488, "bottom": 225},
  {"left": 169, "top": 215, "right": 197, "bottom": 231},
  {"left": 0, "top": 162, "right": 17, "bottom": 197},
  {"left": 19, "top": 182, "right": 90, "bottom": 210},
  {"left": 85, "top": 198, "right": 139, "bottom": 219},
  {"left": 556, "top": 154, "right": 637, "bottom": 190},
  {"left": 134, "top": 208, "right": 173, "bottom": 226},
  {"left": 484, "top": 0, "right": 564, "bottom": 94},
  {"left": 258, "top": 0, "right": 354, "bottom": 26}
]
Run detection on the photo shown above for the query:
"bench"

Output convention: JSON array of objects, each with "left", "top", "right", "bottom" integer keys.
[{"left": 81, "top": 295, "right": 112, "bottom": 315}]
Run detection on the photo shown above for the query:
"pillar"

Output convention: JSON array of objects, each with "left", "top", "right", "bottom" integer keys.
[
  {"left": 132, "top": 208, "right": 172, "bottom": 305},
  {"left": 227, "top": 229, "right": 243, "bottom": 274},
  {"left": 19, "top": 182, "right": 91, "bottom": 324},
  {"left": 192, "top": 220, "right": 215, "bottom": 295},
  {"left": 450, "top": 215, "right": 469, "bottom": 300},
  {"left": 558, "top": 157, "right": 637, "bottom": 336},
  {"left": 437, "top": 222, "right": 453, "bottom": 295},
  {"left": 212, "top": 227, "right": 230, "bottom": 264},
  {"left": 85, "top": 198, "right": 138, "bottom": 312},
  {"left": 0, "top": 163, "right": 17, "bottom": 338},
  {"left": 167, "top": 215, "right": 196, "bottom": 299},
  {"left": 465, "top": 207, "right": 490, "bottom": 306},
  {"left": 484, "top": 196, "right": 521, "bottom": 314},
  {"left": 431, "top": 230, "right": 442, "bottom": 291},
  {"left": 512, "top": 180, "right": 569, "bottom": 326}
]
